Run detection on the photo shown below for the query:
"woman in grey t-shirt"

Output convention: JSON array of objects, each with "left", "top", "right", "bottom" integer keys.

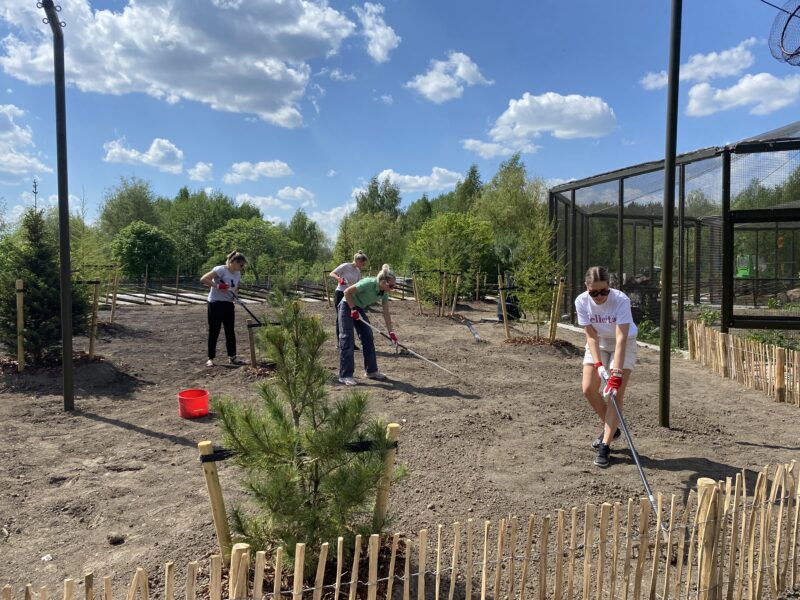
[
  {"left": 200, "top": 250, "right": 247, "bottom": 367},
  {"left": 329, "top": 251, "right": 368, "bottom": 349}
]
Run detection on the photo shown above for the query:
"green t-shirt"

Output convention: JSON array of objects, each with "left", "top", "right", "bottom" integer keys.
[{"left": 351, "top": 276, "right": 388, "bottom": 308}]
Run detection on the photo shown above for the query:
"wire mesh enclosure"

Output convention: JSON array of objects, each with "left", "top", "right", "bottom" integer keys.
[{"left": 549, "top": 120, "right": 800, "bottom": 349}]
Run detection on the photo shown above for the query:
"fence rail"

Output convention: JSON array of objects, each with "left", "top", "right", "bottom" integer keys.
[
  {"left": 687, "top": 320, "right": 800, "bottom": 407},
  {"left": 4, "top": 463, "right": 799, "bottom": 600}
]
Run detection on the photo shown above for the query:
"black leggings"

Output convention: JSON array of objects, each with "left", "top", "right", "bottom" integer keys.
[{"left": 208, "top": 301, "right": 236, "bottom": 359}]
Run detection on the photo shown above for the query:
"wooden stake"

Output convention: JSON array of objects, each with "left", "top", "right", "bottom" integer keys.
[
  {"left": 349, "top": 535, "right": 362, "bottom": 600},
  {"left": 102, "top": 578, "right": 111, "bottom": 600},
  {"left": 412, "top": 272, "right": 425, "bottom": 316},
  {"left": 465, "top": 519, "right": 475, "bottom": 600},
  {"left": 480, "top": 521, "right": 490, "bottom": 600},
  {"left": 508, "top": 516, "right": 518, "bottom": 599},
  {"left": 110, "top": 268, "right": 120, "bottom": 323},
  {"left": 519, "top": 514, "right": 536, "bottom": 599},
  {"left": 661, "top": 495, "right": 677, "bottom": 600},
  {"left": 776, "top": 347, "right": 786, "bottom": 402},
  {"left": 15, "top": 279, "right": 24, "bottom": 372},
  {"left": 65, "top": 579, "right": 75, "bottom": 600},
  {"left": 493, "top": 518, "right": 505, "bottom": 599},
  {"left": 436, "top": 525, "right": 443, "bottom": 600},
  {"left": 186, "top": 561, "right": 198, "bottom": 600},
  {"left": 367, "top": 535, "right": 379, "bottom": 600},
  {"left": 387, "top": 533, "right": 400, "bottom": 600},
  {"left": 648, "top": 494, "right": 663, "bottom": 600},
  {"left": 450, "top": 274, "right": 461, "bottom": 316},
  {"left": 498, "top": 275, "right": 510, "bottom": 340},
  {"left": 197, "top": 441, "right": 233, "bottom": 564},
  {"left": 230, "top": 543, "right": 250, "bottom": 600},
  {"left": 2, "top": 584, "right": 10, "bottom": 600},
  {"left": 334, "top": 538, "right": 343, "bottom": 600},
  {"left": 373, "top": 423, "right": 400, "bottom": 530},
  {"left": 418, "top": 529, "right": 428, "bottom": 600},
  {"left": 632, "top": 498, "right": 650, "bottom": 600},
  {"left": 567, "top": 508, "right": 578, "bottom": 600},
  {"left": 449, "top": 523, "right": 461, "bottom": 600},
  {"left": 254, "top": 551, "right": 267, "bottom": 600},
  {"left": 89, "top": 282, "right": 100, "bottom": 359},
  {"left": 84, "top": 575, "right": 93, "bottom": 600},
  {"left": 621, "top": 499, "right": 634, "bottom": 600},
  {"left": 274, "top": 546, "right": 284, "bottom": 600},
  {"left": 143, "top": 263, "right": 149, "bottom": 305},
  {"left": 312, "top": 543, "right": 328, "bottom": 600},
  {"left": 293, "top": 543, "right": 305, "bottom": 600},
  {"left": 696, "top": 478, "right": 720, "bottom": 600},
  {"left": 549, "top": 278, "right": 565, "bottom": 344},
  {"left": 597, "top": 503, "right": 610, "bottom": 600},
  {"left": 322, "top": 270, "right": 331, "bottom": 307},
  {"left": 539, "top": 515, "right": 550, "bottom": 600},
  {"left": 609, "top": 503, "right": 621, "bottom": 600},
  {"left": 165, "top": 562, "right": 175, "bottom": 600},
  {"left": 247, "top": 319, "right": 257, "bottom": 368},
  {"left": 210, "top": 556, "right": 222, "bottom": 600},
  {"left": 403, "top": 539, "right": 412, "bottom": 600}
]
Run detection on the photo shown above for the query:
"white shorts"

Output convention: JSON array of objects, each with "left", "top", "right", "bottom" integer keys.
[{"left": 583, "top": 337, "right": 637, "bottom": 371}]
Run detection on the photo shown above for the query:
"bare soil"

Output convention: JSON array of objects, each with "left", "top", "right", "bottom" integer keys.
[{"left": 2, "top": 298, "right": 799, "bottom": 594}]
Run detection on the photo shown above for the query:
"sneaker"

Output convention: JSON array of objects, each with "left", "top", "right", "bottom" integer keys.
[
  {"left": 205, "top": 359, "right": 214, "bottom": 367},
  {"left": 591, "top": 428, "right": 621, "bottom": 449},
  {"left": 229, "top": 356, "right": 246, "bottom": 365},
  {"left": 338, "top": 377, "right": 357, "bottom": 386},
  {"left": 365, "top": 371, "right": 387, "bottom": 380},
  {"left": 593, "top": 443, "right": 611, "bottom": 468}
]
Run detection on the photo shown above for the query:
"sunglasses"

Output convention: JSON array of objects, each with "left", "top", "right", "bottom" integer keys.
[{"left": 588, "top": 288, "right": 610, "bottom": 298}]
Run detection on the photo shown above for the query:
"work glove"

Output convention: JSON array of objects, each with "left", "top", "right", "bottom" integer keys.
[
  {"left": 350, "top": 308, "right": 360, "bottom": 321},
  {"left": 338, "top": 277, "right": 347, "bottom": 286},
  {"left": 389, "top": 331, "right": 398, "bottom": 346},
  {"left": 603, "top": 368, "right": 623, "bottom": 398},
  {"left": 217, "top": 282, "right": 230, "bottom": 290},
  {"left": 594, "top": 362, "right": 609, "bottom": 382}
]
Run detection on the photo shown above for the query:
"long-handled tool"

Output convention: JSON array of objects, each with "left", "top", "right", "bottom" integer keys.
[
  {"left": 356, "top": 317, "right": 459, "bottom": 379},
  {"left": 233, "top": 293, "right": 262, "bottom": 325}
]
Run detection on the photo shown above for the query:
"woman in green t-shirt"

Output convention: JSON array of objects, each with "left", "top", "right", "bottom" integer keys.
[{"left": 337, "top": 263, "right": 399, "bottom": 386}]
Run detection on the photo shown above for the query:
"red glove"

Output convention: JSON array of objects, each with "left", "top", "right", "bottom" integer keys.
[
  {"left": 603, "top": 368, "right": 623, "bottom": 397},
  {"left": 338, "top": 277, "right": 347, "bottom": 286},
  {"left": 389, "top": 331, "right": 398, "bottom": 346},
  {"left": 350, "top": 308, "right": 360, "bottom": 321},
  {"left": 217, "top": 282, "right": 230, "bottom": 290},
  {"left": 594, "top": 361, "right": 609, "bottom": 382}
]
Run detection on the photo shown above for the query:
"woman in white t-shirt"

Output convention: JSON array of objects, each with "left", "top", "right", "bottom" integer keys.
[
  {"left": 575, "top": 266, "right": 638, "bottom": 469},
  {"left": 200, "top": 250, "right": 247, "bottom": 367},
  {"left": 329, "top": 251, "right": 368, "bottom": 349}
]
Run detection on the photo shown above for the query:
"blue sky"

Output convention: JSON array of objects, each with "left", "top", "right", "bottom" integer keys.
[{"left": 1, "top": 0, "right": 799, "bottom": 239}]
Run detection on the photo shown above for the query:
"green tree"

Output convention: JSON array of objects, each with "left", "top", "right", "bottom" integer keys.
[
  {"left": 403, "top": 194, "right": 433, "bottom": 232},
  {"left": 0, "top": 209, "right": 89, "bottom": 365},
  {"left": 99, "top": 177, "right": 160, "bottom": 237},
  {"left": 214, "top": 300, "right": 400, "bottom": 565},
  {"left": 111, "top": 221, "right": 176, "bottom": 279},
  {"left": 286, "top": 210, "right": 328, "bottom": 263},
  {"left": 332, "top": 212, "right": 405, "bottom": 271},
  {"left": 431, "top": 164, "right": 482, "bottom": 215},
  {"left": 206, "top": 218, "right": 296, "bottom": 283},
  {"left": 355, "top": 176, "right": 401, "bottom": 218}
]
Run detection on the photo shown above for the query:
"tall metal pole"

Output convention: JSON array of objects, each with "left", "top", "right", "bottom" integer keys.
[
  {"left": 658, "top": 0, "right": 683, "bottom": 428},
  {"left": 41, "top": 0, "right": 74, "bottom": 411}
]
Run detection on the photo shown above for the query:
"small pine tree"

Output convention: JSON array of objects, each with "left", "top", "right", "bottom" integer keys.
[
  {"left": 214, "top": 299, "right": 401, "bottom": 566},
  {"left": 0, "top": 209, "right": 89, "bottom": 364}
]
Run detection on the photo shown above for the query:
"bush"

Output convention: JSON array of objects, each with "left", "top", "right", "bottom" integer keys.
[
  {"left": 111, "top": 220, "right": 176, "bottom": 279},
  {"left": 213, "top": 300, "right": 403, "bottom": 567}
]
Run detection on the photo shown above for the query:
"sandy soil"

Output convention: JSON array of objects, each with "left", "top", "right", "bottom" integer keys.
[{"left": 2, "top": 298, "right": 800, "bottom": 594}]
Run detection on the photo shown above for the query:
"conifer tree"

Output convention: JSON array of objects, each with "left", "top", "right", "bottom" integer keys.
[
  {"left": 0, "top": 209, "right": 89, "bottom": 364},
  {"left": 214, "top": 299, "right": 401, "bottom": 565}
]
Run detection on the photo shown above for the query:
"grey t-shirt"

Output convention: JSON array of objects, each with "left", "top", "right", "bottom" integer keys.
[
  {"left": 333, "top": 262, "right": 361, "bottom": 291},
  {"left": 207, "top": 265, "right": 241, "bottom": 302}
]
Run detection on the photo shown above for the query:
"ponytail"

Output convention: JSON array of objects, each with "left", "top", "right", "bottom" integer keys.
[
  {"left": 226, "top": 250, "right": 247, "bottom": 267},
  {"left": 377, "top": 263, "right": 396, "bottom": 283}
]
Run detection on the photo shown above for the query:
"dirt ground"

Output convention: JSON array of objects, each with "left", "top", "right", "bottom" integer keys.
[{"left": 2, "top": 297, "right": 800, "bottom": 594}]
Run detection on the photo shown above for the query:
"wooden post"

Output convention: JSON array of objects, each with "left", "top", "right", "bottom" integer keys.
[
  {"left": 450, "top": 274, "right": 461, "bottom": 316},
  {"left": 322, "top": 270, "right": 331, "bottom": 307},
  {"left": 15, "top": 279, "right": 24, "bottom": 372},
  {"left": 475, "top": 270, "right": 480, "bottom": 301},
  {"left": 776, "top": 347, "right": 786, "bottom": 402},
  {"left": 89, "top": 282, "right": 100, "bottom": 359},
  {"left": 413, "top": 272, "right": 425, "bottom": 316},
  {"left": 143, "top": 264, "right": 148, "bottom": 305},
  {"left": 292, "top": 543, "right": 305, "bottom": 600},
  {"left": 111, "top": 268, "right": 120, "bottom": 323},
  {"left": 175, "top": 263, "right": 180, "bottom": 305},
  {"left": 720, "top": 332, "right": 729, "bottom": 378},
  {"left": 549, "top": 278, "right": 565, "bottom": 344},
  {"left": 373, "top": 423, "right": 400, "bottom": 530},
  {"left": 229, "top": 543, "right": 250, "bottom": 600},
  {"left": 697, "top": 477, "right": 720, "bottom": 600},
  {"left": 247, "top": 320, "right": 257, "bottom": 368},
  {"left": 439, "top": 271, "right": 447, "bottom": 317},
  {"left": 198, "top": 441, "right": 233, "bottom": 564},
  {"left": 367, "top": 535, "right": 379, "bottom": 600},
  {"left": 498, "top": 275, "right": 510, "bottom": 340}
]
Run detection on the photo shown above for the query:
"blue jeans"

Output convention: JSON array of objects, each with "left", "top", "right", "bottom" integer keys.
[{"left": 338, "top": 303, "right": 378, "bottom": 378}]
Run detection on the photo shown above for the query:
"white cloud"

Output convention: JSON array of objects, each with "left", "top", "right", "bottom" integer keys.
[
  {"left": 0, "top": 0, "right": 358, "bottom": 128},
  {"left": 0, "top": 104, "right": 51, "bottom": 175},
  {"left": 405, "top": 51, "right": 492, "bottom": 103},
  {"left": 330, "top": 68, "right": 355, "bottom": 81},
  {"left": 188, "top": 161, "right": 213, "bottom": 182},
  {"left": 327, "top": 169, "right": 337, "bottom": 177},
  {"left": 102, "top": 137, "right": 183, "bottom": 174},
  {"left": 376, "top": 167, "right": 462, "bottom": 192},
  {"left": 277, "top": 185, "right": 316, "bottom": 207},
  {"left": 461, "top": 138, "right": 534, "bottom": 160},
  {"left": 263, "top": 214, "right": 283, "bottom": 224},
  {"left": 235, "top": 192, "right": 291, "bottom": 211},
  {"left": 223, "top": 160, "right": 293, "bottom": 184},
  {"left": 309, "top": 200, "right": 356, "bottom": 239},
  {"left": 686, "top": 73, "right": 800, "bottom": 116},
  {"left": 640, "top": 38, "right": 758, "bottom": 90},
  {"left": 46, "top": 193, "right": 82, "bottom": 207},
  {"left": 379, "top": 94, "right": 393, "bottom": 105},
  {"left": 352, "top": 3, "right": 400, "bottom": 63}
]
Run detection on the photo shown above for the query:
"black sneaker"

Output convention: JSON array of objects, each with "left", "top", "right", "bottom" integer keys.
[
  {"left": 229, "top": 356, "right": 246, "bottom": 365},
  {"left": 591, "top": 428, "right": 621, "bottom": 449},
  {"left": 593, "top": 443, "right": 611, "bottom": 468}
]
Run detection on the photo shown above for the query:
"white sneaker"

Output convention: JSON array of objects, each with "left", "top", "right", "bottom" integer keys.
[
  {"left": 206, "top": 359, "right": 214, "bottom": 367},
  {"left": 365, "top": 371, "right": 387, "bottom": 380},
  {"left": 338, "top": 377, "right": 357, "bottom": 386}
]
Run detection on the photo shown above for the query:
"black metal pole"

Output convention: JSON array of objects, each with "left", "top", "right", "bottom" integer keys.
[
  {"left": 618, "top": 179, "right": 625, "bottom": 281},
  {"left": 694, "top": 223, "right": 702, "bottom": 304},
  {"left": 570, "top": 189, "right": 577, "bottom": 322},
  {"left": 41, "top": 0, "right": 74, "bottom": 411},
  {"left": 721, "top": 149, "right": 732, "bottom": 331},
  {"left": 677, "top": 165, "right": 686, "bottom": 348},
  {"left": 659, "top": 0, "right": 682, "bottom": 428}
]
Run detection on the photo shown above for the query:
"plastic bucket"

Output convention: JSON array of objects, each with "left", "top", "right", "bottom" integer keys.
[{"left": 178, "top": 389, "right": 209, "bottom": 419}]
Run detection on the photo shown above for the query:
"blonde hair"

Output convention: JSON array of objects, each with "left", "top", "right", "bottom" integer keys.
[
  {"left": 226, "top": 250, "right": 247, "bottom": 267},
  {"left": 584, "top": 266, "right": 609, "bottom": 286},
  {"left": 353, "top": 250, "right": 368, "bottom": 263},
  {"left": 377, "top": 263, "right": 396, "bottom": 283}
]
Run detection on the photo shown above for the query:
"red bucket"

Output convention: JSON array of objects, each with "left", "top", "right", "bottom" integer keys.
[{"left": 178, "top": 389, "right": 209, "bottom": 419}]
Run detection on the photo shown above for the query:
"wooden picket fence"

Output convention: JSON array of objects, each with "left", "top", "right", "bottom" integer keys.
[
  {"left": 686, "top": 320, "right": 800, "bottom": 406},
  {"left": 4, "top": 463, "right": 799, "bottom": 600}
]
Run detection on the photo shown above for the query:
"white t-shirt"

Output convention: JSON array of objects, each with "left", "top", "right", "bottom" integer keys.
[
  {"left": 207, "top": 265, "right": 242, "bottom": 302},
  {"left": 333, "top": 262, "right": 361, "bottom": 292},
  {"left": 575, "top": 288, "right": 638, "bottom": 340}
]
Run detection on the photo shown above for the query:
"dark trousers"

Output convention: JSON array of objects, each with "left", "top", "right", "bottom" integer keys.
[
  {"left": 208, "top": 301, "right": 236, "bottom": 359},
  {"left": 338, "top": 302, "right": 378, "bottom": 378},
  {"left": 334, "top": 290, "right": 345, "bottom": 343}
]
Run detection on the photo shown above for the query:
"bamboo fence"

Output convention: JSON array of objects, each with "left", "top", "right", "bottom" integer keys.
[
  {"left": 4, "top": 463, "right": 799, "bottom": 600},
  {"left": 686, "top": 320, "right": 800, "bottom": 408}
]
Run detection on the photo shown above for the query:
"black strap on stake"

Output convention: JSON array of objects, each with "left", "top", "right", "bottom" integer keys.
[{"left": 200, "top": 440, "right": 398, "bottom": 463}]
